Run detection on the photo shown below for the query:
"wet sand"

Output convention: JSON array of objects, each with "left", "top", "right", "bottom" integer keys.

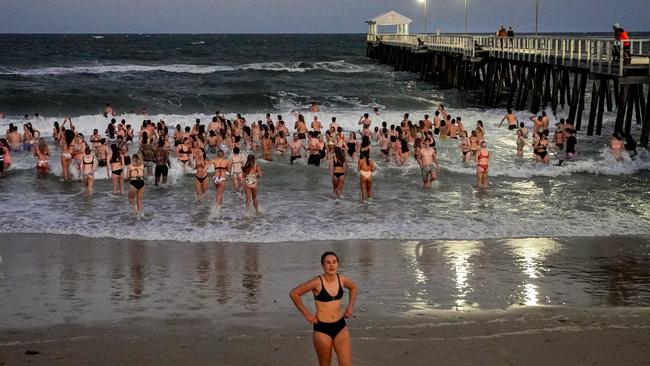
[
  {"left": 1, "top": 234, "right": 650, "bottom": 365},
  {"left": 2, "top": 307, "right": 650, "bottom": 365}
]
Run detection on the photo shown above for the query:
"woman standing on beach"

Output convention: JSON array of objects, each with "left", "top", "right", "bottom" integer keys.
[{"left": 290, "top": 252, "right": 357, "bottom": 366}]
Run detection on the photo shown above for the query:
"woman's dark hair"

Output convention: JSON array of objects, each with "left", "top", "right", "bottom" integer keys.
[
  {"left": 242, "top": 154, "right": 256, "bottom": 174},
  {"left": 361, "top": 150, "right": 370, "bottom": 165},
  {"left": 107, "top": 123, "right": 116, "bottom": 139},
  {"left": 110, "top": 144, "right": 121, "bottom": 163},
  {"left": 334, "top": 146, "right": 345, "bottom": 164},
  {"left": 64, "top": 130, "right": 76, "bottom": 147},
  {"left": 321, "top": 251, "right": 338, "bottom": 265},
  {"left": 176, "top": 124, "right": 181, "bottom": 131},
  {"left": 361, "top": 136, "right": 370, "bottom": 148},
  {"left": 53, "top": 121, "right": 60, "bottom": 134},
  {"left": 141, "top": 131, "right": 148, "bottom": 146},
  {"left": 233, "top": 147, "right": 240, "bottom": 154}
]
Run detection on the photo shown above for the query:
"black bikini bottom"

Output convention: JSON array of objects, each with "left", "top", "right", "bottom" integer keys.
[{"left": 313, "top": 318, "right": 346, "bottom": 339}]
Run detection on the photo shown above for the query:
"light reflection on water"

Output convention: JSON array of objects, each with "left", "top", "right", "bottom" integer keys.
[{"left": 0, "top": 235, "right": 649, "bottom": 328}]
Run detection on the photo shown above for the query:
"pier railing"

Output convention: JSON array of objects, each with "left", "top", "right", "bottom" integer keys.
[{"left": 368, "top": 33, "right": 650, "bottom": 77}]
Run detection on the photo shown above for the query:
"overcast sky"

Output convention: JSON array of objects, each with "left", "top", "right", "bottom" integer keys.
[{"left": 1, "top": 0, "right": 648, "bottom": 34}]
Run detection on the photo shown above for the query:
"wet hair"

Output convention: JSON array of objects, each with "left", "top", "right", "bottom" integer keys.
[
  {"left": 321, "top": 251, "right": 338, "bottom": 265},
  {"left": 361, "top": 136, "right": 371, "bottom": 149},
  {"left": 37, "top": 138, "right": 47, "bottom": 151},
  {"left": 100, "top": 138, "right": 106, "bottom": 144},
  {"left": 110, "top": 144, "right": 121, "bottom": 163},
  {"left": 85, "top": 146, "right": 91, "bottom": 155},
  {"left": 233, "top": 147, "right": 240, "bottom": 154},
  {"left": 132, "top": 154, "right": 142, "bottom": 165},
  {"left": 242, "top": 154, "right": 256, "bottom": 174},
  {"left": 64, "top": 130, "right": 76, "bottom": 147},
  {"left": 334, "top": 146, "right": 345, "bottom": 164},
  {"left": 158, "top": 139, "right": 165, "bottom": 147},
  {"left": 361, "top": 149, "right": 370, "bottom": 165},
  {"left": 507, "top": 109, "right": 512, "bottom": 114},
  {"left": 217, "top": 149, "right": 224, "bottom": 157}
]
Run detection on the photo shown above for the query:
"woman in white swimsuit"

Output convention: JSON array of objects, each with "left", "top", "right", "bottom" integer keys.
[
  {"left": 61, "top": 130, "right": 75, "bottom": 181},
  {"left": 242, "top": 154, "right": 262, "bottom": 213},
  {"left": 357, "top": 150, "right": 376, "bottom": 203},
  {"left": 210, "top": 149, "right": 231, "bottom": 207},
  {"left": 230, "top": 147, "right": 244, "bottom": 192}
]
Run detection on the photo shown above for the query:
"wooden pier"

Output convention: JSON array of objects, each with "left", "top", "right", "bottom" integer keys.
[{"left": 366, "top": 33, "right": 650, "bottom": 147}]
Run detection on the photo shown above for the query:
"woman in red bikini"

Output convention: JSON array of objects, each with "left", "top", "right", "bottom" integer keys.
[{"left": 476, "top": 140, "right": 490, "bottom": 188}]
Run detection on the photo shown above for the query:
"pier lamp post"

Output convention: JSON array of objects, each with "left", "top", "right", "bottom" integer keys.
[
  {"left": 535, "top": 0, "right": 539, "bottom": 35},
  {"left": 464, "top": 0, "right": 469, "bottom": 34},
  {"left": 418, "top": 0, "right": 428, "bottom": 33}
]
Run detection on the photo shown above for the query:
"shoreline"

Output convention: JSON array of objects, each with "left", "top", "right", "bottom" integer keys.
[{"left": 1, "top": 231, "right": 648, "bottom": 246}]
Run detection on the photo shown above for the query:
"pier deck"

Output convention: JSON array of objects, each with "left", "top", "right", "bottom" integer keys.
[{"left": 366, "top": 33, "right": 650, "bottom": 147}]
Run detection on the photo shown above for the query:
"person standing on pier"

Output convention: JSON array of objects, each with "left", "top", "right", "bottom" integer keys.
[
  {"left": 613, "top": 23, "right": 631, "bottom": 64},
  {"left": 497, "top": 25, "right": 507, "bottom": 48}
]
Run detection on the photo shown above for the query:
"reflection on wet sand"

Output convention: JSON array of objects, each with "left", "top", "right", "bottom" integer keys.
[
  {"left": 214, "top": 246, "right": 231, "bottom": 305},
  {"left": 0, "top": 234, "right": 649, "bottom": 328},
  {"left": 241, "top": 244, "right": 261, "bottom": 309},
  {"left": 128, "top": 242, "right": 146, "bottom": 299},
  {"left": 441, "top": 241, "right": 482, "bottom": 310},
  {"left": 504, "top": 238, "right": 560, "bottom": 306}
]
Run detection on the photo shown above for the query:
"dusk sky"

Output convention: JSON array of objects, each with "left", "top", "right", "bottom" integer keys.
[{"left": 1, "top": 0, "right": 648, "bottom": 34}]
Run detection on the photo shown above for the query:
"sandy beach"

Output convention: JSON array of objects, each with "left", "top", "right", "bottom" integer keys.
[
  {"left": 1, "top": 307, "right": 650, "bottom": 365},
  {"left": 1, "top": 234, "right": 649, "bottom": 364}
]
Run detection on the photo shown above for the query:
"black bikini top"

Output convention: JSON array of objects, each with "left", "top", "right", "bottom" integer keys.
[{"left": 314, "top": 274, "right": 343, "bottom": 302}]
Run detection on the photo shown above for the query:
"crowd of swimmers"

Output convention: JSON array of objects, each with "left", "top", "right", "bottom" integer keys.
[{"left": 0, "top": 102, "right": 639, "bottom": 214}]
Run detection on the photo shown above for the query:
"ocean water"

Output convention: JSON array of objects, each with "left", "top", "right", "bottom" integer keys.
[{"left": 0, "top": 34, "right": 649, "bottom": 243}]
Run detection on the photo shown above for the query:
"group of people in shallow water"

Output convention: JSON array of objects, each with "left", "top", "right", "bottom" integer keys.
[{"left": 1, "top": 102, "right": 636, "bottom": 214}]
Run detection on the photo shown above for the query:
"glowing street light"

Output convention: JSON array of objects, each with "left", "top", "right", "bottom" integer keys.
[
  {"left": 535, "top": 0, "right": 540, "bottom": 35},
  {"left": 464, "top": 0, "right": 469, "bottom": 34},
  {"left": 418, "top": 0, "right": 428, "bottom": 34}
]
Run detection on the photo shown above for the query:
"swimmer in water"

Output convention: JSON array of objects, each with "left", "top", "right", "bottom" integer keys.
[
  {"left": 81, "top": 146, "right": 97, "bottom": 196},
  {"left": 242, "top": 153, "right": 262, "bottom": 213},
  {"left": 418, "top": 139, "right": 440, "bottom": 188},
  {"left": 516, "top": 129, "right": 526, "bottom": 157},
  {"left": 329, "top": 147, "right": 347, "bottom": 199},
  {"left": 290, "top": 251, "right": 357, "bottom": 366},
  {"left": 61, "top": 130, "right": 75, "bottom": 181},
  {"left": 499, "top": 109, "right": 519, "bottom": 130},
  {"left": 357, "top": 150, "right": 376, "bottom": 203},
  {"left": 230, "top": 147, "right": 244, "bottom": 192},
  {"left": 33, "top": 138, "right": 50, "bottom": 176},
  {"left": 194, "top": 148, "right": 210, "bottom": 200},
  {"left": 127, "top": 154, "right": 145, "bottom": 214},
  {"left": 209, "top": 149, "right": 231, "bottom": 207},
  {"left": 609, "top": 133, "right": 625, "bottom": 161},
  {"left": 109, "top": 143, "right": 125, "bottom": 195},
  {"left": 476, "top": 140, "right": 490, "bottom": 189}
]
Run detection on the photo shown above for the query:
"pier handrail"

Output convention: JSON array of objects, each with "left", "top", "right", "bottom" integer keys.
[{"left": 369, "top": 33, "right": 650, "bottom": 77}]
